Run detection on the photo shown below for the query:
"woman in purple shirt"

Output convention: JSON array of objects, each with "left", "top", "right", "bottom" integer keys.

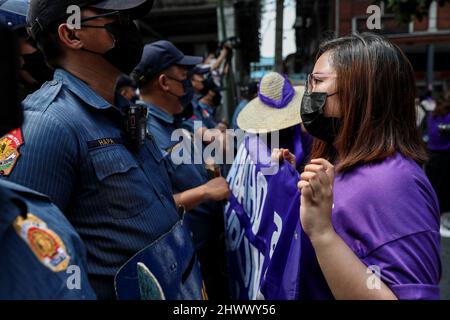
[{"left": 293, "top": 33, "right": 441, "bottom": 300}]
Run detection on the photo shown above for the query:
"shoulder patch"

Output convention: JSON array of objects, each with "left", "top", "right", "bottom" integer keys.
[
  {"left": 13, "top": 213, "right": 71, "bottom": 272},
  {"left": 0, "top": 129, "right": 24, "bottom": 176}
]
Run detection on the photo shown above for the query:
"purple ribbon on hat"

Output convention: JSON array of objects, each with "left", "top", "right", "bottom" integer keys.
[{"left": 258, "top": 75, "right": 295, "bottom": 109}]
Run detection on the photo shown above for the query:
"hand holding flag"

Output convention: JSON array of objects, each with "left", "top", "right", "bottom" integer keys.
[{"left": 272, "top": 148, "right": 296, "bottom": 167}]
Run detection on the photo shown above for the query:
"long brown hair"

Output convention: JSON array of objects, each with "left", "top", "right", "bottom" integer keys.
[{"left": 311, "top": 33, "right": 427, "bottom": 172}]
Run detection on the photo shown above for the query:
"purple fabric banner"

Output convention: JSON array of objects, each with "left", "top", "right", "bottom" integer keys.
[{"left": 225, "top": 135, "right": 302, "bottom": 300}]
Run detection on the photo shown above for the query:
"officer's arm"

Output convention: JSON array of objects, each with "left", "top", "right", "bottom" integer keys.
[
  {"left": 173, "top": 177, "right": 230, "bottom": 211},
  {"left": 5, "top": 113, "right": 78, "bottom": 211}
]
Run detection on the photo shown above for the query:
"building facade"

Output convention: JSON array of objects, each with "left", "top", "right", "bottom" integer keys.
[{"left": 291, "top": 0, "right": 450, "bottom": 93}]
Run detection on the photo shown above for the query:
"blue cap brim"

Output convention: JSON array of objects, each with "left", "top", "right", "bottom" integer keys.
[
  {"left": 177, "top": 55, "right": 203, "bottom": 67},
  {"left": 192, "top": 66, "right": 210, "bottom": 75},
  {"left": 91, "top": 0, "right": 153, "bottom": 18}
]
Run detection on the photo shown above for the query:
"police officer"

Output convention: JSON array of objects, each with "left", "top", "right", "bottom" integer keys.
[
  {"left": 132, "top": 41, "right": 231, "bottom": 299},
  {"left": 116, "top": 74, "right": 138, "bottom": 103},
  {"left": 0, "top": 21, "right": 95, "bottom": 300},
  {"left": 190, "top": 66, "right": 209, "bottom": 105},
  {"left": 191, "top": 77, "right": 222, "bottom": 130},
  {"left": 0, "top": 0, "right": 53, "bottom": 101},
  {"left": 175, "top": 66, "right": 209, "bottom": 133},
  {"left": 2, "top": 0, "right": 203, "bottom": 300}
]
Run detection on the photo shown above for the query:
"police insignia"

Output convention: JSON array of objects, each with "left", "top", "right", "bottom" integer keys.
[
  {"left": 0, "top": 129, "right": 23, "bottom": 176},
  {"left": 13, "top": 213, "right": 71, "bottom": 272}
]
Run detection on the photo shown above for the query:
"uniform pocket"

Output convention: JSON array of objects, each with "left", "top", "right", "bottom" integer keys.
[
  {"left": 89, "top": 145, "right": 150, "bottom": 220},
  {"left": 90, "top": 146, "right": 139, "bottom": 181}
]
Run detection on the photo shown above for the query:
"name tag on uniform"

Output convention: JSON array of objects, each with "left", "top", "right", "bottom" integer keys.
[{"left": 87, "top": 138, "right": 124, "bottom": 149}]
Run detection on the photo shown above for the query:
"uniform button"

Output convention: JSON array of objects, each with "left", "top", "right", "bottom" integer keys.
[
  {"left": 170, "top": 263, "right": 177, "bottom": 272},
  {"left": 49, "top": 80, "right": 58, "bottom": 86}
]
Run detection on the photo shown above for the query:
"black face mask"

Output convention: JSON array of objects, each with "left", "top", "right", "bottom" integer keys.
[
  {"left": 103, "top": 21, "right": 143, "bottom": 75},
  {"left": 166, "top": 76, "right": 195, "bottom": 108},
  {"left": 82, "top": 19, "right": 143, "bottom": 75},
  {"left": 300, "top": 91, "right": 341, "bottom": 143},
  {"left": 22, "top": 50, "right": 53, "bottom": 85}
]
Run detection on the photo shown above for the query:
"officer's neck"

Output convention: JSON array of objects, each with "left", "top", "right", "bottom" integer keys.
[
  {"left": 60, "top": 56, "right": 121, "bottom": 106},
  {"left": 140, "top": 93, "right": 178, "bottom": 116}
]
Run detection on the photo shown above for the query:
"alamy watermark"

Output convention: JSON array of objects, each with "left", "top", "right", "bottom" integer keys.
[
  {"left": 66, "top": 5, "right": 82, "bottom": 30},
  {"left": 66, "top": 265, "right": 82, "bottom": 290},
  {"left": 66, "top": 4, "right": 384, "bottom": 31},
  {"left": 367, "top": 5, "right": 382, "bottom": 30},
  {"left": 169, "top": 121, "right": 282, "bottom": 175}
]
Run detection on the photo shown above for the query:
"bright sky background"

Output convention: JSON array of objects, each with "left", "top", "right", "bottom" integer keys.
[{"left": 260, "top": 0, "right": 297, "bottom": 59}]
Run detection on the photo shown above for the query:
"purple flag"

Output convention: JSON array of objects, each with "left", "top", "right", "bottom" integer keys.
[{"left": 225, "top": 135, "right": 302, "bottom": 300}]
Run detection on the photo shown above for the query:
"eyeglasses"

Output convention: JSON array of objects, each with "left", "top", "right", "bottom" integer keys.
[
  {"left": 165, "top": 74, "right": 188, "bottom": 84},
  {"left": 305, "top": 73, "right": 337, "bottom": 94},
  {"left": 80, "top": 11, "right": 132, "bottom": 28}
]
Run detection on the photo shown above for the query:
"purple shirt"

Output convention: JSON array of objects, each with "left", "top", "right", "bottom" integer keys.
[
  {"left": 427, "top": 113, "right": 450, "bottom": 151},
  {"left": 300, "top": 153, "right": 441, "bottom": 300}
]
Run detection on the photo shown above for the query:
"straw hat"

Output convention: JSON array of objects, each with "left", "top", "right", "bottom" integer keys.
[{"left": 237, "top": 72, "right": 304, "bottom": 133}]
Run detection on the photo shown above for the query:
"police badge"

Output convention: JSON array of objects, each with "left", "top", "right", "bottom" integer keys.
[
  {"left": 13, "top": 213, "right": 71, "bottom": 272},
  {"left": 0, "top": 129, "right": 23, "bottom": 176}
]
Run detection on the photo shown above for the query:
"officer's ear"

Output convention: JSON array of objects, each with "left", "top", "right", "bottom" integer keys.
[
  {"left": 57, "top": 24, "right": 83, "bottom": 50},
  {"left": 158, "top": 73, "right": 170, "bottom": 92}
]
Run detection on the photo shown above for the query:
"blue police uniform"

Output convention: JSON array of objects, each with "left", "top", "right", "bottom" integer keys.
[
  {"left": 0, "top": 179, "right": 96, "bottom": 300},
  {"left": 188, "top": 101, "right": 218, "bottom": 130},
  {"left": 180, "top": 94, "right": 203, "bottom": 132},
  {"left": 192, "top": 93, "right": 203, "bottom": 107},
  {"left": 143, "top": 101, "right": 229, "bottom": 299},
  {"left": 3, "top": 69, "right": 202, "bottom": 300},
  {"left": 144, "top": 102, "right": 222, "bottom": 249}
]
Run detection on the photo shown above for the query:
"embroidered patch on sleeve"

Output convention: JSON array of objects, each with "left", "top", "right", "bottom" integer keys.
[
  {"left": 0, "top": 129, "right": 24, "bottom": 176},
  {"left": 13, "top": 213, "right": 71, "bottom": 272}
]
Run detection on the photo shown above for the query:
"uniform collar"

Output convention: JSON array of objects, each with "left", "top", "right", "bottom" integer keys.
[
  {"left": 54, "top": 69, "right": 113, "bottom": 110},
  {"left": 139, "top": 101, "right": 175, "bottom": 125},
  {"left": 193, "top": 94, "right": 202, "bottom": 104}
]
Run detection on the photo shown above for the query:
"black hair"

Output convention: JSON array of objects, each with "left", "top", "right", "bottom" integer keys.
[{"left": 34, "top": 20, "right": 64, "bottom": 69}]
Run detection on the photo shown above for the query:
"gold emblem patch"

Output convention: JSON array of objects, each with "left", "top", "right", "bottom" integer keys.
[
  {"left": 13, "top": 213, "right": 71, "bottom": 272},
  {"left": 0, "top": 129, "right": 23, "bottom": 176}
]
